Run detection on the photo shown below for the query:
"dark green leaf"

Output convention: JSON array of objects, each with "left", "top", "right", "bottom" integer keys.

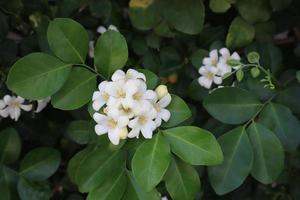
[
  {"left": 6, "top": 53, "right": 72, "bottom": 100},
  {"left": 209, "top": 0, "right": 231, "bottom": 13},
  {"left": 66, "top": 120, "right": 95, "bottom": 144},
  {"left": 17, "top": 178, "right": 51, "bottom": 200},
  {"left": 276, "top": 86, "right": 300, "bottom": 113},
  {"left": 0, "top": 128, "right": 21, "bottom": 164},
  {"left": 237, "top": 0, "right": 271, "bottom": 24},
  {"left": 208, "top": 127, "right": 253, "bottom": 195},
  {"left": 163, "top": 126, "right": 223, "bottom": 165},
  {"left": 190, "top": 49, "right": 208, "bottom": 69}
]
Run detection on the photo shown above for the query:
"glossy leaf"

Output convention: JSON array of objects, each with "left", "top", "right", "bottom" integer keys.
[
  {"left": 163, "top": 126, "right": 223, "bottom": 165},
  {"left": 209, "top": 0, "right": 231, "bottom": 13},
  {"left": 162, "top": 95, "right": 191, "bottom": 128},
  {"left": 247, "top": 122, "right": 284, "bottom": 184},
  {"left": 276, "top": 86, "right": 300, "bottom": 113},
  {"left": 138, "top": 69, "right": 158, "bottom": 89},
  {"left": 122, "top": 171, "right": 160, "bottom": 200},
  {"left": 6, "top": 53, "right": 72, "bottom": 100},
  {"left": 203, "top": 87, "right": 262, "bottom": 124},
  {"left": 87, "top": 170, "right": 127, "bottom": 200},
  {"left": 76, "top": 147, "right": 125, "bottom": 192},
  {"left": 0, "top": 128, "right": 21, "bottom": 164},
  {"left": 132, "top": 133, "right": 171, "bottom": 191},
  {"left": 17, "top": 178, "right": 51, "bottom": 200},
  {"left": 208, "top": 127, "right": 253, "bottom": 195},
  {"left": 237, "top": 0, "right": 271, "bottom": 24},
  {"left": 226, "top": 17, "right": 255, "bottom": 49},
  {"left": 258, "top": 103, "right": 300, "bottom": 151},
  {"left": 51, "top": 67, "right": 96, "bottom": 110},
  {"left": 20, "top": 147, "right": 61, "bottom": 181},
  {"left": 47, "top": 18, "right": 89, "bottom": 63},
  {"left": 66, "top": 120, "right": 95, "bottom": 145},
  {"left": 94, "top": 31, "right": 128, "bottom": 78},
  {"left": 164, "top": 158, "right": 201, "bottom": 200}
]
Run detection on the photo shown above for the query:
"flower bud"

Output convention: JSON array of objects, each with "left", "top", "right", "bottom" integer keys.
[
  {"left": 119, "top": 128, "right": 128, "bottom": 139},
  {"left": 155, "top": 85, "right": 168, "bottom": 99}
]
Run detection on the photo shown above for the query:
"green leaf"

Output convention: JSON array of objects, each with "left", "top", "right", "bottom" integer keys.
[
  {"left": 161, "top": 95, "right": 191, "bottom": 128},
  {"left": 47, "top": 18, "right": 89, "bottom": 63},
  {"left": 258, "top": 103, "right": 300, "bottom": 151},
  {"left": 76, "top": 147, "right": 125, "bottom": 192},
  {"left": 164, "top": 158, "right": 201, "bottom": 200},
  {"left": 159, "top": 0, "right": 205, "bottom": 34},
  {"left": 87, "top": 170, "right": 127, "bottom": 200},
  {"left": 66, "top": 120, "right": 96, "bottom": 145},
  {"left": 129, "top": 1, "right": 160, "bottom": 31},
  {"left": 0, "top": 166, "right": 11, "bottom": 200},
  {"left": 209, "top": 0, "right": 231, "bottom": 13},
  {"left": 203, "top": 87, "right": 262, "bottom": 124},
  {"left": 20, "top": 147, "right": 61, "bottom": 181},
  {"left": 51, "top": 67, "right": 96, "bottom": 110},
  {"left": 67, "top": 147, "right": 94, "bottom": 184},
  {"left": 237, "top": 0, "right": 271, "bottom": 24},
  {"left": 17, "top": 178, "right": 51, "bottom": 200},
  {"left": 137, "top": 69, "right": 159, "bottom": 89},
  {"left": 247, "top": 122, "right": 284, "bottom": 184},
  {"left": 163, "top": 126, "right": 223, "bottom": 165},
  {"left": 236, "top": 69, "right": 244, "bottom": 82},
  {"left": 251, "top": 67, "right": 260, "bottom": 78},
  {"left": 276, "top": 86, "right": 300, "bottom": 113},
  {"left": 0, "top": 165, "right": 18, "bottom": 200},
  {"left": 122, "top": 171, "right": 160, "bottom": 200},
  {"left": 270, "top": 0, "right": 292, "bottom": 11},
  {"left": 190, "top": 49, "right": 208, "bottom": 69},
  {"left": 226, "top": 17, "right": 255, "bottom": 49},
  {"left": 0, "top": 128, "right": 21, "bottom": 164},
  {"left": 132, "top": 133, "right": 171, "bottom": 191},
  {"left": 89, "top": 0, "right": 111, "bottom": 18},
  {"left": 6, "top": 53, "right": 72, "bottom": 100},
  {"left": 247, "top": 52, "right": 260, "bottom": 63},
  {"left": 188, "top": 79, "right": 209, "bottom": 101},
  {"left": 208, "top": 127, "right": 253, "bottom": 195},
  {"left": 94, "top": 31, "right": 128, "bottom": 78}
]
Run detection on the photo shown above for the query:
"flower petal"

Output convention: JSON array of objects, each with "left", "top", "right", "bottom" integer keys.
[
  {"left": 108, "top": 129, "right": 120, "bottom": 145},
  {"left": 158, "top": 93, "right": 171, "bottom": 108},
  {"left": 93, "top": 113, "right": 107, "bottom": 123},
  {"left": 20, "top": 104, "right": 33, "bottom": 111},
  {"left": 160, "top": 109, "right": 171, "bottom": 122},
  {"left": 111, "top": 70, "right": 125, "bottom": 82},
  {"left": 95, "top": 124, "right": 108, "bottom": 135}
]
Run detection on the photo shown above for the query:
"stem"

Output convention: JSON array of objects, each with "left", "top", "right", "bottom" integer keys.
[{"left": 75, "top": 63, "right": 106, "bottom": 80}]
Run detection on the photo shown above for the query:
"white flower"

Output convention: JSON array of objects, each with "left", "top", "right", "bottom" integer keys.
[
  {"left": 154, "top": 93, "right": 171, "bottom": 127},
  {"left": 0, "top": 99, "right": 9, "bottom": 118},
  {"left": 97, "top": 24, "right": 118, "bottom": 34},
  {"left": 93, "top": 110, "right": 129, "bottom": 145},
  {"left": 111, "top": 69, "right": 146, "bottom": 82},
  {"left": 92, "top": 81, "right": 110, "bottom": 111},
  {"left": 203, "top": 49, "right": 219, "bottom": 67},
  {"left": 198, "top": 66, "right": 222, "bottom": 89},
  {"left": 128, "top": 106, "right": 157, "bottom": 139},
  {"left": 35, "top": 97, "right": 50, "bottom": 113},
  {"left": 1, "top": 95, "right": 32, "bottom": 121},
  {"left": 217, "top": 48, "right": 241, "bottom": 76},
  {"left": 89, "top": 41, "right": 95, "bottom": 58},
  {"left": 155, "top": 85, "right": 168, "bottom": 99},
  {"left": 161, "top": 197, "right": 168, "bottom": 200}
]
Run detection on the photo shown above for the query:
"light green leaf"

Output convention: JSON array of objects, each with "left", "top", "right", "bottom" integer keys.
[
  {"left": 164, "top": 158, "right": 201, "bottom": 200},
  {"left": 87, "top": 170, "right": 127, "bottom": 200},
  {"left": 132, "top": 133, "right": 171, "bottom": 191},
  {"left": 6, "top": 53, "right": 72, "bottom": 100},
  {"left": 94, "top": 31, "right": 128, "bottom": 78},
  {"left": 203, "top": 87, "right": 262, "bottom": 124},
  {"left": 0, "top": 128, "right": 21, "bottom": 164},
  {"left": 258, "top": 103, "right": 300, "bottom": 151},
  {"left": 137, "top": 69, "right": 159, "bottom": 89},
  {"left": 226, "top": 17, "right": 255, "bottom": 49},
  {"left": 76, "top": 147, "right": 125, "bottom": 192},
  {"left": 20, "top": 147, "right": 61, "bottom": 181},
  {"left": 159, "top": 0, "right": 205, "bottom": 34},
  {"left": 66, "top": 120, "right": 96, "bottom": 145},
  {"left": 47, "top": 18, "right": 89, "bottom": 63},
  {"left": 162, "top": 95, "right": 191, "bottom": 128},
  {"left": 209, "top": 0, "right": 231, "bottom": 13},
  {"left": 51, "top": 67, "right": 96, "bottom": 110},
  {"left": 163, "top": 126, "right": 223, "bottom": 165},
  {"left": 237, "top": 0, "right": 271, "bottom": 24},
  {"left": 17, "top": 178, "right": 51, "bottom": 200},
  {"left": 247, "top": 122, "right": 284, "bottom": 184},
  {"left": 122, "top": 171, "right": 160, "bottom": 200},
  {"left": 208, "top": 127, "right": 253, "bottom": 195}
]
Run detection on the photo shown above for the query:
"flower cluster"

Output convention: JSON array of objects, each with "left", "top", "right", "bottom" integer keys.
[
  {"left": 0, "top": 95, "right": 50, "bottom": 121},
  {"left": 92, "top": 69, "right": 172, "bottom": 145},
  {"left": 198, "top": 48, "right": 240, "bottom": 89}
]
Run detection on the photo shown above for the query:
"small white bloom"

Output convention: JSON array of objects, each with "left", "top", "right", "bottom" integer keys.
[
  {"left": 35, "top": 97, "right": 50, "bottom": 113},
  {"left": 203, "top": 49, "right": 219, "bottom": 66},
  {"left": 154, "top": 93, "right": 171, "bottom": 127},
  {"left": 0, "top": 99, "right": 9, "bottom": 118},
  {"left": 217, "top": 48, "right": 241, "bottom": 75},
  {"left": 198, "top": 66, "right": 222, "bottom": 89},
  {"left": 161, "top": 197, "right": 168, "bottom": 200},
  {"left": 155, "top": 85, "right": 168, "bottom": 99},
  {"left": 93, "top": 110, "right": 129, "bottom": 145},
  {"left": 89, "top": 41, "right": 95, "bottom": 58},
  {"left": 97, "top": 24, "right": 118, "bottom": 34},
  {"left": 92, "top": 81, "right": 110, "bottom": 111},
  {"left": 111, "top": 69, "right": 146, "bottom": 82},
  {"left": 1, "top": 95, "right": 32, "bottom": 121}
]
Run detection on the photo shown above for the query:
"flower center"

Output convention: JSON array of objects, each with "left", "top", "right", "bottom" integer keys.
[
  {"left": 12, "top": 101, "right": 20, "bottom": 108},
  {"left": 107, "top": 119, "right": 117, "bottom": 129},
  {"left": 102, "top": 93, "right": 109, "bottom": 102},
  {"left": 211, "top": 58, "right": 218, "bottom": 66},
  {"left": 138, "top": 115, "right": 147, "bottom": 125},
  {"left": 116, "top": 89, "right": 126, "bottom": 98},
  {"left": 133, "top": 92, "right": 142, "bottom": 100},
  {"left": 207, "top": 71, "right": 214, "bottom": 80}
]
